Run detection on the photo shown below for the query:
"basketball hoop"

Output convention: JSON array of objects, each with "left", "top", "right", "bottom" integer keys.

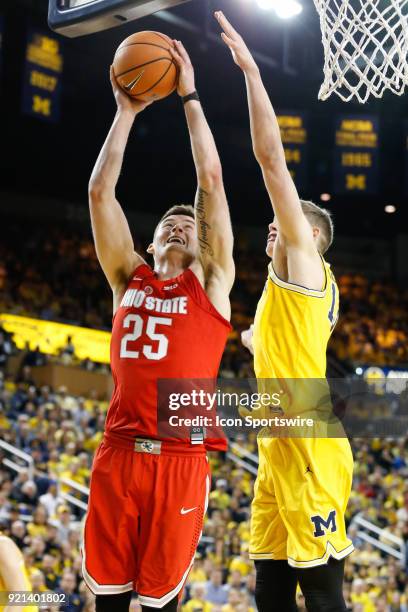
[{"left": 313, "top": 0, "right": 408, "bottom": 103}]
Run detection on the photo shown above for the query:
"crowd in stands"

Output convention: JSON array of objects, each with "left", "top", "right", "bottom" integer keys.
[
  {"left": 331, "top": 275, "right": 408, "bottom": 368},
  {"left": 1, "top": 222, "right": 408, "bottom": 371},
  {"left": 0, "top": 342, "right": 408, "bottom": 610}
]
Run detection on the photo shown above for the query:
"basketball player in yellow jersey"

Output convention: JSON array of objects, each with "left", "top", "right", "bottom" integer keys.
[
  {"left": 0, "top": 534, "right": 37, "bottom": 612},
  {"left": 216, "top": 11, "right": 353, "bottom": 612}
]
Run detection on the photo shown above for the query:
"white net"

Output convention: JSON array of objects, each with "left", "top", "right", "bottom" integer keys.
[{"left": 313, "top": 0, "right": 408, "bottom": 103}]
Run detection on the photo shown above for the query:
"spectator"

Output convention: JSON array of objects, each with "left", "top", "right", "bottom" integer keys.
[
  {"left": 397, "top": 491, "right": 408, "bottom": 526},
  {"left": 27, "top": 505, "right": 49, "bottom": 538},
  {"left": 0, "top": 331, "right": 13, "bottom": 368},
  {"left": 59, "top": 336, "right": 76, "bottom": 365},
  {"left": 221, "top": 588, "right": 244, "bottom": 612},
  {"left": 350, "top": 578, "right": 375, "bottom": 611},
  {"left": 39, "top": 482, "right": 64, "bottom": 519},
  {"left": 31, "top": 569, "right": 48, "bottom": 593},
  {"left": 229, "top": 544, "right": 253, "bottom": 577},
  {"left": 0, "top": 491, "right": 12, "bottom": 522},
  {"left": 56, "top": 570, "right": 84, "bottom": 612},
  {"left": 41, "top": 554, "right": 59, "bottom": 590},
  {"left": 15, "top": 480, "right": 39, "bottom": 508},
  {"left": 244, "top": 572, "right": 256, "bottom": 609},
  {"left": 182, "top": 583, "right": 212, "bottom": 612},
  {"left": 10, "top": 520, "right": 27, "bottom": 549},
  {"left": 204, "top": 569, "right": 229, "bottom": 605},
  {"left": 227, "top": 571, "right": 245, "bottom": 591},
  {"left": 53, "top": 505, "right": 73, "bottom": 544},
  {"left": 21, "top": 343, "right": 47, "bottom": 368},
  {"left": 210, "top": 480, "right": 231, "bottom": 511}
]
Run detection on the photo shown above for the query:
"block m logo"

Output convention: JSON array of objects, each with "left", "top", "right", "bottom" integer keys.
[
  {"left": 345, "top": 173, "right": 366, "bottom": 191},
  {"left": 310, "top": 510, "right": 337, "bottom": 537}
]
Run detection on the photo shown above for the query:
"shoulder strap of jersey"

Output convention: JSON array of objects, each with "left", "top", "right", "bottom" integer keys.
[
  {"left": 130, "top": 263, "right": 154, "bottom": 281},
  {"left": 267, "top": 255, "right": 328, "bottom": 298},
  {"left": 181, "top": 269, "right": 232, "bottom": 329}
]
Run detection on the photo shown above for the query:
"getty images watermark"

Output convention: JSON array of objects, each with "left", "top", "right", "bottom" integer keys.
[
  {"left": 166, "top": 389, "right": 315, "bottom": 430},
  {"left": 156, "top": 377, "right": 408, "bottom": 439}
]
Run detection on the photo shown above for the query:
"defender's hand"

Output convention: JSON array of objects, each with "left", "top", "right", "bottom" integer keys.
[
  {"left": 110, "top": 66, "right": 152, "bottom": 115},
  {"left": 214, "top": 11, "right": 258, "bottom": 74},
  {"left": 241, "top": 325, "right": 254, "bottom": 355},
  {"left": 169, "top": 40, "right": 196, "bottom": 98}
]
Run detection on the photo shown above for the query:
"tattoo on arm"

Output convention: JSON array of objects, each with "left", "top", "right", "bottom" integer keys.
[{"left": 195, "top": 188, "right": 214, "bottom": 256}]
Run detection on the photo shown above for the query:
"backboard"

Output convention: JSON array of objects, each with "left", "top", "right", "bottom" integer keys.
[{"left": 48, "top": 0, "right": 191, "bottom": 37}]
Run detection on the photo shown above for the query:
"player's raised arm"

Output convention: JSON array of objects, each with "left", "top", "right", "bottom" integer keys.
[
  {"left": 170, "top": 41, "right": 235, "bottom": 293},
  {"left": 88, "top": 68, "right": 151, "bottom": 293},
  {"left": 215, "top": 12, "right": 313, "bottom": 252}
]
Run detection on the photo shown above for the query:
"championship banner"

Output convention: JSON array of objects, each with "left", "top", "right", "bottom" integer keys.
[
  {"left": 334, "top": 115, "right": 379, "bottom": 194},
  {"left": 22, "top": 27, "right": 63, "bottom": 122},
  {"left": 277, "top": 111, "right": 308, "bottom": 191}
]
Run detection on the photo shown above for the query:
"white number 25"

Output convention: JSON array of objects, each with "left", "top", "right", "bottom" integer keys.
[{"left": 119, "top": 314, "right": 172, "bottom": 361}]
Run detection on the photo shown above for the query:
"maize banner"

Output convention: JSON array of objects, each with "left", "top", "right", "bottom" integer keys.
[{"left": 0, "top": 313, "right": 110, "bottom": 364}]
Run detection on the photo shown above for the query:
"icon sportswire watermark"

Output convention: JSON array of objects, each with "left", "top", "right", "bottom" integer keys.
[{"left": 156, "top": 377, "right": 408, "bottom": 440}]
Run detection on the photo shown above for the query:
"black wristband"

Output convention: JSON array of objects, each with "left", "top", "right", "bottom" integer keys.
[{"left": 182, "top": 91, "right": 200, "bottom": 105}]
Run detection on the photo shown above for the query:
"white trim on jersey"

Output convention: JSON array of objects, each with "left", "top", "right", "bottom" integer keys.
[
  {"left": 268, "top": 259, "right": 328, "bottom": 298},
  {"left": 81, "top": 545, "right": 133, "bottom": 595},
  {"left": 249, "top": 541, "right": 354, "bottom": 567},
  {"left": 288, "top": 541, "right": 355, "bottom": 569}
]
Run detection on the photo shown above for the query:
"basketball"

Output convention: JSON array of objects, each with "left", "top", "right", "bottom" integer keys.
[{"left": 113, "top": 31, "right": 178, "bottom": 102}]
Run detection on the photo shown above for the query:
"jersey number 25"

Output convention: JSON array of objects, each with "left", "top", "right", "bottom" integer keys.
[{"left": 120, "top": 314, "right": 172, "bottom": 361}]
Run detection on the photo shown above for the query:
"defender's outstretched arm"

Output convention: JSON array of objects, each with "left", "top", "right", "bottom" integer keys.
[
  {"left": 89, "top": 68, "right": 151, "bottom": 292},
  {"left": 215, "top": 12, "right": 313, "bottom": 252},
  {"left": 171, "top": 41, "right": 235, "bottom": 295}
]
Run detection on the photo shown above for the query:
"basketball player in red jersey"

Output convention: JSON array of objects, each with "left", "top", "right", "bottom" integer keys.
[{"left": 82, "top": 40, "right": 234, "bottom": 612}]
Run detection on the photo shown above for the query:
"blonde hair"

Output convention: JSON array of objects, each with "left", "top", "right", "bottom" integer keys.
[{"left": 300, "top": 200, "right": 334, "bottom": 254}]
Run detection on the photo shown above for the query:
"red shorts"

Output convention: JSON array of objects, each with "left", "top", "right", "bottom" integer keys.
[{"left": 82, "top": 434, "right": 210, "bottom": 608}]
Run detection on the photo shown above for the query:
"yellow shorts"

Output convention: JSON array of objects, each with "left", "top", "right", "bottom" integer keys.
[{"left": 250, "top": 435, "right": 354, "bottom": 568}]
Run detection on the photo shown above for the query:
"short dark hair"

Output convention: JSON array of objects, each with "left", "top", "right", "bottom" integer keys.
[
  {"left": 158, "top": 204, "right": 195, "bottom": 224},
  {"left": 300, "top": 200, "right": 334, "bottom": 254},
  {"left": 154, "top": 204, "right": 195, "bottom": 237}
]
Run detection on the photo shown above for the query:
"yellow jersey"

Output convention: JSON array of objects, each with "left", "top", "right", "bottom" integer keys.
[
  {"left": 251, "top": 256, "right": 340, "bottom": 429},
  {"left": 253, "top": 257, "right": 339, "bottom": 380}
]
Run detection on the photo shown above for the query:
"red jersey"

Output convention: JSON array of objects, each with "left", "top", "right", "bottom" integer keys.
[{"left": 105, "top": 264, "right": 231, "bottom": 451}]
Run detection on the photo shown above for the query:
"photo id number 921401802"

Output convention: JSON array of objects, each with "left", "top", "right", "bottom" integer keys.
[{"left": 0, "top": 591, "right": 67, "bottom": 607}]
